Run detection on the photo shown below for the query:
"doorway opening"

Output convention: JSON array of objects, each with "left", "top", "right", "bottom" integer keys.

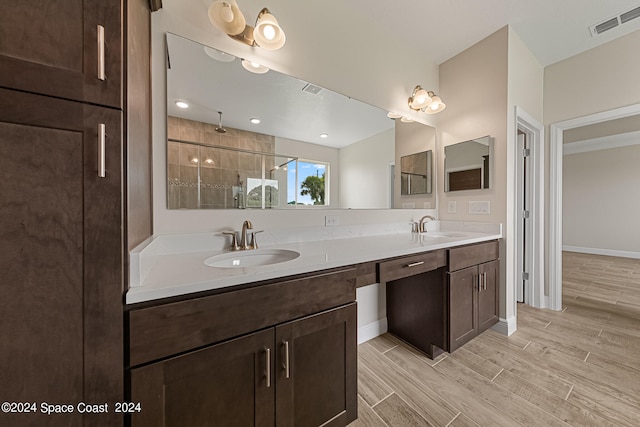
[
  {"left": 514, "top": 107, "right": 545, "bottom": 309},
  {"left": 548, "top": 103, "right": 640, "bottom": 311}
]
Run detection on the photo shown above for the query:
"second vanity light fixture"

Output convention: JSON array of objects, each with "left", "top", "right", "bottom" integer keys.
[
  {"left": 208, "top": 1, "right": 286, "bottom": 50},
  {"left": 407, "top": 85, "right": 446, "bottom": 114}
]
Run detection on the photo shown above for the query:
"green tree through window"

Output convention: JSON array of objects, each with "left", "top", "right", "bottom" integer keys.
[{"left": 300, "top": 173, "right": 325, "bottom": 205}]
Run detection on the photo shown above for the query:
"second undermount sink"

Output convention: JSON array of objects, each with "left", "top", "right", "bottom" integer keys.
[
  {"left": 423, "top": 231, "right": 469, "bottom": 238},
  {"left": 204, "top": 249, "right": 301, "bottom": 268}
]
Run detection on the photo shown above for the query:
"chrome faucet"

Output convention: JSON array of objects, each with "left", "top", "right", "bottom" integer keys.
[
  {"left": 240, "top": 220, "right": 253, "bottom": 250},
  {"left": 418, "top": 215, "right": 436, "bottom": 233}
]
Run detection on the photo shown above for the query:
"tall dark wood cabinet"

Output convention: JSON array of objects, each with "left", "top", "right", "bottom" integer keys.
[{"left": 0, "top": 1, "right": 151, "bottom": 426}]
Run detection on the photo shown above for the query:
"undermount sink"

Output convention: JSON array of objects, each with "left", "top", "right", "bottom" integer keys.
[
  {"left": 204, "top": 249, "right": 301, "bottom": 268},
  {"left": 423, "top": 231, "right": 469, "bottom": 238}
]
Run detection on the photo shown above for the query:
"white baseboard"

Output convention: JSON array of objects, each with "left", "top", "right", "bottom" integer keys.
[
  {"left": 491, "top": 315, "right": 517, "bottom": 336},
  {"left": 563, "top": 245, "right": 640, "bottom": 260},
  {"left": 357, "top": 318, "right": 388, "bottom": 344}
]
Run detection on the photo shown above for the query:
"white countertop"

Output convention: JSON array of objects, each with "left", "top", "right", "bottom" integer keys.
[{"left": 127, "top": 221, "right": 502, "bottom": 304}]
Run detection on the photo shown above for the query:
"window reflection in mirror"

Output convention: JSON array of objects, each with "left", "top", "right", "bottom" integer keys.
[{"left": 444, "top": 136, "right": 492, "bottom": 192}]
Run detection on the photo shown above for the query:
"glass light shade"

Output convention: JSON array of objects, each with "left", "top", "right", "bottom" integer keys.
[
  {"left": 424, "top": 95, "right": 446, "bottom": 114},
  {"left": 254, "top": 10, "right": 286, "bottom": 50},
  {"left": 408, "top": 86, "right": 432, "bottom": 110},
  {"left": 208, "top": 1, "right": 246, "bottom": 36},
  {"left": 241, "top": 59, "right": 269, "bottom": 74}
]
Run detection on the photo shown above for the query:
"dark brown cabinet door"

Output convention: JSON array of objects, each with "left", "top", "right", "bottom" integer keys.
[
  {"left": 0, "top": 0, "right": 122, "bottom": 108},
  {"left": 478, "top": 259, "right": 499, "bottom": 332},
  {"left": 275, "top": 303, "right": 357, "bottom": 427},
  {"left": 130, "top": 329, "right": 275, "bottom": 427},
  {"left": 448, "top": 266, "right": 478, "bottom": 352},
  {"left": 0, "top": 88, "right": 123, "bottom": 426}
]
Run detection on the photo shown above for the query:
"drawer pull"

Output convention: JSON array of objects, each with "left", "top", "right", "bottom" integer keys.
[
  {"left": 97, "top": 25, "right": 106, "bottom": 81},
  {"left": 283, "top": 340, "right": 290, "bottom": 379},
  {"left": 98, "top": 123, "right": 106, "bottom": 178},
  {"left": 482, "top": 272, "right": 487, "bottom": 291},
  {"left": 264, "top": 347, "right": 271, "bottom": 388},
  {"left": 406, "top": 261, "right": 425, "bottom": 268}
]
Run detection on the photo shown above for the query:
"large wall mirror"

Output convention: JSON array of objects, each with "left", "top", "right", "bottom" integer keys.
[
  {"left": 165, "top": 33, "right": 436, "bottom": 210},
  {"left": 444, "top": 136, "right": 492, "bottom": 192}
]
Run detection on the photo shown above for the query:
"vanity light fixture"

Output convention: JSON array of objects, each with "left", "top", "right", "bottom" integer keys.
[
  {"left": 175, "top": 100, "right": 189, "bottom": 109},
  {"left": 208, "top": 1, "right": 286, "bottom": 50},
  {"left": 424, "top": 93, "right": 446, "bottom": 114},
  {"left": 241, "top": 59, "right": 269, "bottom": 74},
  {"left": 408, "top": 85, "right": 432, "bottom": 110},
  {"left": 407, "top": 85, "right": 446, "bottom": 114}
]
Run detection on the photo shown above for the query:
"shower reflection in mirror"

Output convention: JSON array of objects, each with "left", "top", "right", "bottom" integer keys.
[{"left": 400, "top": 150, "right": 432, "bottom": 195}]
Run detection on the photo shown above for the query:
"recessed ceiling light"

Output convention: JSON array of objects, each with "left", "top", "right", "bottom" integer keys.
[
  {"left": 250, "top": 118, "right": 261, "bottom": 124},
  {"left": 387, "top": 112, "right": 402, "bottom": 119},
  {"left": 320, "top": 133, "right": 329, "bottom": 138},
  {"left": 175, "top": 100, "right": 189, "bottom": 109},
  {"left": 400, "top": 117, "right": 414, "bottom": 123},
  {"left": 203, "top": 46, "right": 236, "bottom": 62}
]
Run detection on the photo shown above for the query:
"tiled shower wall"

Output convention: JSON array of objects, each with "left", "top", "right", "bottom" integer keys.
[{"left": 167, "top": 116, "right": 275, "bottom": 209}]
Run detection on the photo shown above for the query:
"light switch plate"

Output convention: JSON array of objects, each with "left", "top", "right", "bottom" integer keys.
[
  {"left": 469, "top": 201, "right": 491, "bottom": 214},
  {"left": 448, "top": 201, "right": 457, "bottom": 214}
]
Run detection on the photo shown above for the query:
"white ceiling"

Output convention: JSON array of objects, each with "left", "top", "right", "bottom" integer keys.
[
  {"left": 345, "top": 0, "right": 640, "bottom": 66},
  {"left": 166, "top": 0, "right": 640, "bottom": 148}
]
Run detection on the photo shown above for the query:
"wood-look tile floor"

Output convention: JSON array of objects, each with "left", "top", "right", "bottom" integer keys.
[{"left": 350, "top": 252, "right": 640, "bottom": 426}]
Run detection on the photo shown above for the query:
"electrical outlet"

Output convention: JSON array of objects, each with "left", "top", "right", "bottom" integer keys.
[
  {"left": 448, "top": 201, "right": 457, "bottom": 214},
  {"left": 325, "top": 215, "right": 339, "bottom": 226}
]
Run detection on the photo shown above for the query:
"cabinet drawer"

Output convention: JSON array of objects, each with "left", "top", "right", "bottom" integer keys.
[
  {"left": 448, "top": 241, "right": 499, "bottom": 272},
  {"left": 128, "top": 267, "right": 356, "bottom": 367},
  {"left": 378, "top": 250, "right": 446, "bottom": 283}
]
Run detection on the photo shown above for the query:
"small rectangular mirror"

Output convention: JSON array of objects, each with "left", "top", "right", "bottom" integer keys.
[
  {"left": 400, "top": 150, "right": 432, "bottom": 195},
  {"left": 444, "top": 136, "right": 492, "bottom": 192}
]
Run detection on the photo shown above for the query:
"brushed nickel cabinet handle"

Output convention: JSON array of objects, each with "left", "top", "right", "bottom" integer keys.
[
  {"left": 406, "top": 261, "right": 424, "bottom": 268},
  {"left": 98, "top": 123, "right": 106, "bottom": 178},
  {"left": 265, "top": 347, "right": 271, "bottom": 388},
  {"left": 97, "top": 25, "right": 106, "bottom": 81},
  {"left": 283, "top": 340, "right": 290, "bottom": 379},
  {"left": 483, "top": 272, "right": 487, "bottom": 291}
]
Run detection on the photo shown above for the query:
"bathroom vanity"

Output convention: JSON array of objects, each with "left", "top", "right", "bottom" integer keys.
[{"left": 126, "top": 223, "right": 501, "bottom": 426}]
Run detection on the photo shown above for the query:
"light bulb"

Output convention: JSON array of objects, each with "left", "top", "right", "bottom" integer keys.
[
  {"left": 262, "top": 24, "right": 276, "bottom": 40},
  {"left": 221, "top": 3, "right": 234, "bottom": 23}
]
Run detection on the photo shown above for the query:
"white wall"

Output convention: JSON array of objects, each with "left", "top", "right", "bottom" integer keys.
[
  {"left": 563, "top": 144, "right": 640, "bottom": 257},
  {"left": 544, "top": 29, "right": 640, "bottom": 284},
  {"left": 339, "top": 129, "right": 394, "bottom": 209},
  {"left": 437, "top": 27, "right": 511, "bottom": 325}
]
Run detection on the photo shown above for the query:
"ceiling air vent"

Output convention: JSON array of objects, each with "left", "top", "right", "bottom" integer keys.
[
  {"left": 620, "top": 5, "right": 640, "bottom": 24},
  {"left": 589, "top": 5, "right": 640, "bottom": 36},
  {"left": 302, "top": 83, "right": 322, "bottom": 95},
  {"left": 590, "top": 17, "right": 619, "bottom": 36}
]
